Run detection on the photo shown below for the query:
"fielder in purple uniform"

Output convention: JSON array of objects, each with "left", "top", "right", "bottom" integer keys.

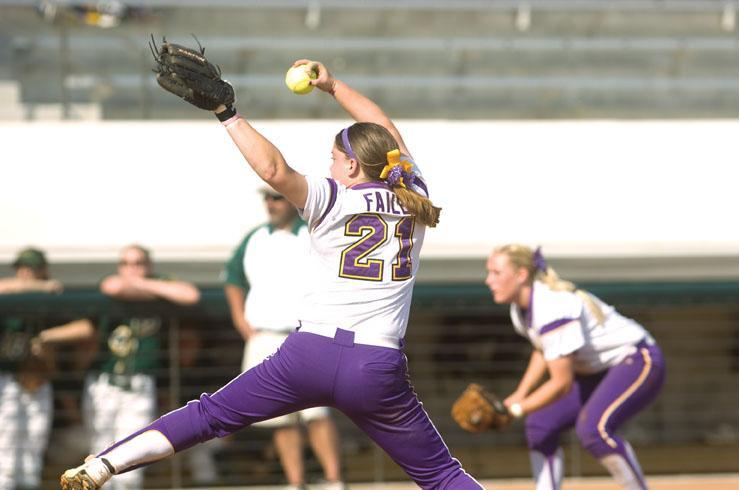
[
  {"left": 485, "top": 244, "right": 665, "bottom": 490},
  {"left": 60, "top": 59, "right": 483, "bottom": 490}
]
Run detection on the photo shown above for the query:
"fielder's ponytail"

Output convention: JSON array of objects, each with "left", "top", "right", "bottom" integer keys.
[{"left": 494, "top": 244, "right": 606, "bottom": 325}]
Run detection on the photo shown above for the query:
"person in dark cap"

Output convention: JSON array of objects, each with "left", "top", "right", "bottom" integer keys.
[
  {"left": 0, "top": 247, "right": 62, "bottom": 294},
  {"left": 0, "top": 247, "right": 95, "bottom": 489}
]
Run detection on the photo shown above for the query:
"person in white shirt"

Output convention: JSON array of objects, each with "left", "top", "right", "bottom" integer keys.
[
  {"left": 61, "top": 58, "right": 483, "bottom": 490},
  {"left": 485, "top": 244, "right": 666, "bottom": 490},
  {"left": 223, "top": 188, "right": 343, "bottom": 490}
]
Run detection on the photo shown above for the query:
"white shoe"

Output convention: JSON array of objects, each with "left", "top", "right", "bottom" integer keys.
[{"left": 60, "top": 457, "right": 114, "bottom": 490}]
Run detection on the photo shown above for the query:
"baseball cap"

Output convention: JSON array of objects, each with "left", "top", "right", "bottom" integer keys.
[
  {"left": 259, "top": 186, "right": 284, "bottom": 199},
  {"left": 12, "top": 247, "right": 48, "bottom": 270}
]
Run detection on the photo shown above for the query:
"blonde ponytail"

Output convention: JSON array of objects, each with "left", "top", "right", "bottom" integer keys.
[
  {"left": 335, "top": 122, "right": 442, "bottom": 227},
  {"left": 394, "top": 186, "right": 441, "bottom": 227},
  {"left": 537, "top": 266, "right": 606, "bottom": 325},
  {"left": 494, "top": 244, "right": 606, "bottom": 325}
]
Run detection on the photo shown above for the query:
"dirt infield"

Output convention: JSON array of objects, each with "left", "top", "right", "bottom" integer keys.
[
  {"left": 191, "top": 474, "right": 739, "bottom": 490},
  {"left": 474, "top": 474, "right": 739, "bottom": 489}
]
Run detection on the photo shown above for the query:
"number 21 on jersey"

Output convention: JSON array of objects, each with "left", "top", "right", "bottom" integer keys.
[{"left": 339, "top": 213, "right": 415, "bottom": 282}]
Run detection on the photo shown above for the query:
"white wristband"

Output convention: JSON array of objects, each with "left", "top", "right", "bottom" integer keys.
[{"left": 509, "top": 402, "right": 524, "bottom": 419}]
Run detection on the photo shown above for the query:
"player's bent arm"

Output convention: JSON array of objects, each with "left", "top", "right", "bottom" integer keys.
[
  {"left": 224, "top": 284, "right": 254, "bottom": 340},
  {"left": 100, "top": 276, "right": 200, "bottom": 305},
  {"left": 510, "top": 349, "right": 548, "bottom": 400},
  {"left": 330, "top": 80, "right": 411, "bottom": 158},
  {"left": 223, "top": 117, "right": 308, "bottom": 208},
  {"left": 38, "top": 318, "right": 95, "bottom": 344},
  {"left": 511, "top": 355, "right": 574, "bottom": 416},
  {"left": 31, "top": 318, "right": 95, "bottom": 361},
  {"left": 0, "top": 277, "right": 63, "bottom": 294},
  {"left": 298, "top": 58, "right": 412, "bottom": 158},
  {"left": 138, "top": 277, "right": 201, "bottom": 305},
  {"left": 100, "top": 275, "right": 158, "bottom": 301}
]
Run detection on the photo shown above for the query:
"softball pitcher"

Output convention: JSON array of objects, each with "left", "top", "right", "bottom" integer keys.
[
  {"left": 486, "top": 245, "right": 666, "bottom": 490},
  {"left": 60, "top": 51, "right": 482, "bottom": 490}
]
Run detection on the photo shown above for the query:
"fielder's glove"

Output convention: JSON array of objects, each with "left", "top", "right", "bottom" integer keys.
[
  {"left": 150, "top": 35, "right": 235, "bottom": 111},
  {"left": 451, "top": 383, "right": 512, "bottom": 433}
]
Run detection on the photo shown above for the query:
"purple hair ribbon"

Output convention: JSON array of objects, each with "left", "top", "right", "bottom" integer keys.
[
  {"left": 533, "top": 246, "right": 548, "bottom": 272},
  {"left": 380, "top": 149, "right": 416, "bottom": 188}
]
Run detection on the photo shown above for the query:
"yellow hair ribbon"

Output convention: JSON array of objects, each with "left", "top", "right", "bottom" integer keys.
[{"left": 380, "top": 149, "right": 413, "bottom": 188}]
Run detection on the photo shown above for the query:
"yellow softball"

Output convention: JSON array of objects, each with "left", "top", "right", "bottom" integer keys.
[{"left": 285, "top": 64, "right": 317, "bottom": 95}]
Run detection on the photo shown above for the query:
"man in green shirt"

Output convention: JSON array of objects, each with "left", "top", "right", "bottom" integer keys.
[{"left": 84, "top": 244, "right": 199, "bottom": 490}]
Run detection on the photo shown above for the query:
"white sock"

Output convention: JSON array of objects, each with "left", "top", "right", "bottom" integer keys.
[
  {"left": 103, "top": 430, "right": 175, "bottom": 473},
  {"left": 599, "top": 442, "right": 647, "bottom": 490},
  {"left": 186, "top": 442, "right": 218, "bottom": 484},
  {"left": 529, "top": 448, "right": 563, "bottom": 490}
]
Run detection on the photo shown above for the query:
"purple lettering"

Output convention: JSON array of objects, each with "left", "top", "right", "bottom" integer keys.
[
  {"left": 363, "top": 193, "right": 374, "bottom": 212},
  {"left": 375, "top": 191, "right": 385, "bottom": 212},
  {"left": 387, "top": 192, "right": 398, "bottom": 214}
]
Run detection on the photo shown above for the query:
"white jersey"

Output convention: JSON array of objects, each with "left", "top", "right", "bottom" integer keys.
[
  {"left": 510, "top": 281, "right": 650, "bottom": 374},
  {"left": 242, "top": 224, "right": 310, "bottom": 332},
  {"left": 298, "top": 173, "right": 429, "bottom": 341}
]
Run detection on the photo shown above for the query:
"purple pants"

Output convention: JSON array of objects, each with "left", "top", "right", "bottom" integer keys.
[
  {"left": 104, "top": 329, "right": 480, "bottom": 490},
  {"left": 526, "top": 341, "right": 665, "bottom": 460}
]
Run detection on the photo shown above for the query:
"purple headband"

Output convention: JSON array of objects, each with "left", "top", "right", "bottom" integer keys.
[
  {"left": 341, "top": 127, "right": 358, "bottom": 160},
  {"left": 533, "top": 246, "right": 548, "bottom": 272}
]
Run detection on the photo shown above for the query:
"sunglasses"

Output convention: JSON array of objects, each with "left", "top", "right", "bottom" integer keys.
[
  {"left": 119, "top": 260, "right": 148, "bottom": 267},
  {"left": 263, "top": 194, "right": 285, "bottom": 201}
]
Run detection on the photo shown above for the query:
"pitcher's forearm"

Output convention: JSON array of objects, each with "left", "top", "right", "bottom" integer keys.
[
  {"left": 331, "top": 80, "right": 390, "bottom": 126},
  {"left": 330, "top": 80, "right": 409, "bottom": 155}
]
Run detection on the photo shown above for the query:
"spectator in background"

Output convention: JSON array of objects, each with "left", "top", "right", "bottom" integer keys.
[
  {"left": 223, "top": 188, "right": 345, "bottom": 490},
  {"left": 83, "top": 244, "right": 199, "bottom": 490},
  {"left": 0, "top": 247, "right": 95, "bottom": 490},
  {"left": 0, "top": 247, "right": 62, "bottom": 295}
]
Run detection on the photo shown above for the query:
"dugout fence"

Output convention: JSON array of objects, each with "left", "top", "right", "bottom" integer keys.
[{"left": 2, "top": 282, "right": 739, "bottom": 488}]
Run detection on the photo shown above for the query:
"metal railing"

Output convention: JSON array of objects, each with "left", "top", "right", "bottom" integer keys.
[{"left": 2, "top": 282, "right": 739, "bottom": 487}]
